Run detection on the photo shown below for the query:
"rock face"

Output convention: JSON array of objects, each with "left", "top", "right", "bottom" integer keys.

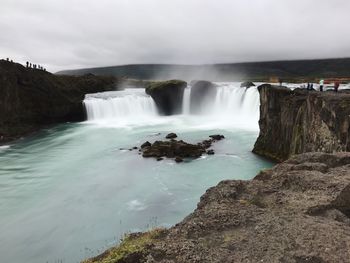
[
  {"left": 84, "top": 152, "right": 350, "bottom": 263},
  {"left": 240, "top": 81, "right": 255, "bottom": 88},
  {"left": 189, "top": 80, "right": 216, "bottom": 114},
  {"left": 0, "top": 60, "right": 117, "bottom": 143},
  {"left": 253, "top": 84, "right": 350, "bottom": 162},
  {"left": 145, "top": 80, "right": 187, "bottom": 115}
]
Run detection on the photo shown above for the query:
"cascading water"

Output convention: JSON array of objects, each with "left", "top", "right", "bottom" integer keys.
[
  {"left": 83, "top": 88, "right": 158, "bottom": 126},
  {"left": 83, "top": 83, "right": 260, "bottom": 130},
  {"left": 1, "top": 82, "right": 272, "bottom": 263},
  {"left": 181, "top": 82, "right": 260, "bottom": 130}
]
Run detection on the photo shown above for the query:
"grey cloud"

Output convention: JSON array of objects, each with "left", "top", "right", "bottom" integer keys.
[{"left": 0, "top": 0, "right": 349, "bottom": 72}]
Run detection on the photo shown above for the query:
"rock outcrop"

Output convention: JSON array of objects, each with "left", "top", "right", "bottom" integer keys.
[
  {"left": 253, "top": 84, "right": 350, "bottom": 162},
  {"left": 145, "top": 80, "right": 187, "bottom": 115},
  {"left": 0, "top": 60, "right": 117, "bottom": 143},
  {"left": 140, "top": 135, "right": 224, "bottom": 162},
  {"left": 84, "top": 152, "right": 350, "bottom": 263},
  {"left": 189, "top": 80, "right": 216, "bottom": 114},
  {"left": 240, "top": 81, "right": 255, "bottom": 88}
]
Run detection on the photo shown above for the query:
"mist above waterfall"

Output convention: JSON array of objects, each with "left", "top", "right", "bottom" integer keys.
[{"left": 83, "top": 83, "right": 260, "bottom": 130}]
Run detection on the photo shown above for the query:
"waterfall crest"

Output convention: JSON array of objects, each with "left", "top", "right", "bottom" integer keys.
[
  {"left": 83, "top": 89, "right": 158, "bottom": 126},
  {"left": 83, "top": 83, "right": 260, "bottom": 130}
]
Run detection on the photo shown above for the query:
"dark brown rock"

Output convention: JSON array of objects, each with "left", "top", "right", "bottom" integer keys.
[
  {"left": 0, "top": 60, "right": 117, "bottom": 143},
  {"left": 207, "top": 149, "right": 215, "bottom": 155},
  {"left": 145, "top": 80, "right": 187, "bottom": 115},
  {"left": 240, "top": 81, "right": 255, "bottom": 88},
  {"left": 140, "top": 136, "right": 222, "bottom": 162},
  {"left": 140, "top": 141, "right": 152, "bottom": 149},
  {"left": 165, "top": 133, "right": 177, "bottom": 139},
  {"left": 209, "top": 134, "right": 225, "bottom": 141},
  {"left": 253, "top": 84, "right": 350, "bottom": 162},
  {"left": 175, "top": 157, "right": 183, "bottom": 163}
]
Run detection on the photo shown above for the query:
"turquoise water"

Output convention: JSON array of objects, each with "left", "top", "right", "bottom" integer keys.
[{"left": 0, "top": 109, "right": 273, "bottom": 262}]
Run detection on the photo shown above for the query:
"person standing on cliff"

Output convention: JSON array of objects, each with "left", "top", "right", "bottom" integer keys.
[
  {"left": 307, "top": 83, "right": 311, "bottom": 90},
  {"left": 334, "top": 81, "right": 340, "bottom": 92},
  {"left": 319, "top": 79, "right": 324, "bottom": 92}
]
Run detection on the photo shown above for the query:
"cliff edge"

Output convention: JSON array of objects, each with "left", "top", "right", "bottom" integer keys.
[
  {"left": 253, "top": 84, "right": 350, "bottom": 162},
  {"left": 0, "top": 60, "right": 117, "bottom": 143},
  {"left": 83, "top": 152, "right": 350, "bottom": 263}
]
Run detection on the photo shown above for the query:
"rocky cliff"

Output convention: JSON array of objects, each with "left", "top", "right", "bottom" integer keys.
[
  {"left": 84, "top": 152, "right": 350, "bottom": 263},
  {"left": 0, "top": 60, "right": 117, "bottom": 143},
  {"left": 253, "top": 84, "right": 350, "bottom": 162},
  {"left": 145, "top": 80, "right": 187, "bottom": 115}
]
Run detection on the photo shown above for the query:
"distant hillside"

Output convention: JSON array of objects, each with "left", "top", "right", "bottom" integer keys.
[{"left": 57, "top": 58, "right": 350, "bottom": 82}]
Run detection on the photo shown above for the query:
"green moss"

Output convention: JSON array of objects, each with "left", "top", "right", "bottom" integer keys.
[{"left": 82, "top": 228, "right": 166, "bottom": 263}]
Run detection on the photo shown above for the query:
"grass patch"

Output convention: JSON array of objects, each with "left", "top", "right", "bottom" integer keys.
[{"left": 83, "top": 228, "right": 166, "bottom": 263}]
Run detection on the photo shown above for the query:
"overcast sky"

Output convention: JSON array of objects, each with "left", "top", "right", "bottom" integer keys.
[{"left": 1, "top": 0, "right": 349, "bottom": 72}]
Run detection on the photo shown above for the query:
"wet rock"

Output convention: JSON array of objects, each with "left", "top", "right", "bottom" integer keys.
[
  {"left": 175, "top": 157, "right": 183, "bottom": 163},
  {"left": 139, "top": 136, "right": 223, "bottom": 162},
  {"left": 157, "top": 157, "right": 163, "bottom": 161},
  {"left": 165, "top": 133, "right": 177, "bottom": 139},
  {"left": 207, "top": 149, "right": 215, "bottom": 155},
  {"left": 141, "top": 141, "right": 151, "bottom": 149},
  {"left": 240, "top": 81, "right": 255, "bottom": 88},
  {"left": 132, "top": 146, "right": 138, "bottom": 150},
  {"left": 145, "top": 80, "right": 187, "bottom": 115},
  {"left": 209, "top": 134, "right": 225, "bottom": 140}
]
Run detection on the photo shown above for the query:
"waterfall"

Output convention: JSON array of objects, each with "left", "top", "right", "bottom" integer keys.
[
  {"left": 186, "top": 83, "right": 260, "bottom": 130},
  {"left": 83, "top": 89, "right": 158, "bottom": 126},
  {"left": 182, "top": 87, "right": 191, "bottom": 115},
  {"left": 83, "top": 83, "right": 260, "bottom": 130}
]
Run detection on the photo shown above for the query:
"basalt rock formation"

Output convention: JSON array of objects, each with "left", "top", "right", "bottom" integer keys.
[
  {"left": 84, "top": 152, "right": 350, "bottom": 263},
  {"left": 189, "top": 80, "right": 216, "bottom": 114},
  {"left": 253, "top": 84, "right": 350, "bottom": 162},
  {"left": 145, "top": 80, "right": 187, "bottom": 115},
  {"left": 240, "top": 81, "right": 255, "bottom": 88},
  {"left": 0, "top": 60, "right": 117, "bottom": 143},
  {"left": 140, "top": 135, "right": 224, "bottom": 162}
]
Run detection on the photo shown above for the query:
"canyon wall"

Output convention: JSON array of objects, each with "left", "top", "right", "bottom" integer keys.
[
  {"left": 0, "top": 60, "right": 117, "bottom": 143},
  {"left": 253, "top": 84, "right": 350, "bottom": 162}
]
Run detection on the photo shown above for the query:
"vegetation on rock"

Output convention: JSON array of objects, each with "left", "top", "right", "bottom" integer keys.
[{"left": 83, "top": 152, "right": 350, "bottom": 262}]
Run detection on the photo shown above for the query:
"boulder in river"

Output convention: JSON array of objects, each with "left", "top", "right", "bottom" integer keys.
[
  {"left": 165, "top": 133, "right": 177, "bottom": 139},
  {"left": 145, "top": 80, "right": 187, "bottom": 115},
  {"left": 209, "top": 134, "right": 225, "bottom": 140},
  {"left": 207, "top": 149, "right": 215, "bottom": 155},
  {"left": 141, "top": 141, "right": 152, "bottom": 149},
  {"left": 139, "top": 135, "right": 224, "bottom": 162}
]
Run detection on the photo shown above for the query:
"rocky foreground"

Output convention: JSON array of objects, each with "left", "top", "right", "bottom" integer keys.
[{"left": 84, "top": 152, "right": 350, "bottom": 263}]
